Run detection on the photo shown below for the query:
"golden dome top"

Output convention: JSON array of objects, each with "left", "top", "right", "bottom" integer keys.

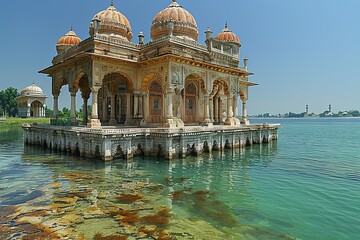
[
  {"left": 56, "top": 27, "right": 81, "bottom": 54},
  {"left": 21, "top": 83, "right": 44, "bottom": 95},
  {"left": 150, "top": 0, "right": 198, "bottom": 41},
  {"left": 215, "top": 23, "right": 240, "bottom": 45},
  {"left": 92, "top": 2, "right": 132, "bottom": 41}
]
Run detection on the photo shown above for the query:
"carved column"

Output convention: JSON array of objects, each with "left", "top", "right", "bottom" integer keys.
[
  {"left": 81, "top": 90, "right": 90, "bottom": 125},
  {"left": 225, "top": 96, "right": 233, "bottom": 125},
  {"left": 233, "top": 95, "right": 239, "bottom": 118},
  {"left": 214, "top": 97, "right": 218, "bottom": 123},
  {"left": 125, "top": 93, "right": 132, "bottom": 124},
  {"left": 27, "top": 102, "right": 31, "bottom": 117},
  {"left": 166, "top": 88, "right": 174, "bottom": 119},
  {"left": 53, "top": 94, "right": 59, "bottom": 118},
  {"left": 70, "top": 92, "right": 77, "bottom": 125},
  {"left": 241, "top": 99, "right": 249, "bottom": 125},
  {"left": 138, "top": 94, "right": 144, "bottom": 118},
  {"left": 218, "top": 98, "right": 223, "bottom": 123},
  {"left": 102, "top": 97, "right": 107, "bottom": 122},
  {"left": 165, "top": 87, "right": 175, "bottom": 127},
  {"left": 88, "top": 86, "right": 101, "bottom": 128},
  {"left": 133, "top": 92, "right": 139, "bottom": 118},
  {"left": 203, "top": 94, "right": 211, "bottom": 124},
  {"left": 82, "top": 97, "right": 88, "bottom": 125},
  {"left": 109, "top": 94, "right": 117, "bottom": 125},
  {"left": 209, "top": 97, "right": 214, "bottom": 122}
]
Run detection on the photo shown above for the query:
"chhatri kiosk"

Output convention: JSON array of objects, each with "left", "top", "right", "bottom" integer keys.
[{"left": 24, "top": 1, "right": 279, "bottom": 160}]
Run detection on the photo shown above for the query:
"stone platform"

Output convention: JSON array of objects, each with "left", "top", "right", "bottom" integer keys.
[{"left": 22, "top": 124, "right": 279, "bottom": 161}]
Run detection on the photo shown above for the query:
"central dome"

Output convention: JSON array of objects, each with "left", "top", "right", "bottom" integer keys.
[
  {"left": 92, "top": 2, "right": 133, "bottom": 41},
  {"left": 150, "top": 0, "right": 198, "bottom": 41}
]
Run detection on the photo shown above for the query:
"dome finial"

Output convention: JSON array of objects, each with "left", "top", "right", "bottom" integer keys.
[
  {"left": 70, "top": 25, "right": 73, "bottom": 31},
  {"left": 173, "top": 0, "right": 176, "bottom": 2},
  {"left": 110, "top": 1, "right": 114, "bottom": 6},
  {"left": 225, "top": 21, "right": 228, "bottom": 29}
]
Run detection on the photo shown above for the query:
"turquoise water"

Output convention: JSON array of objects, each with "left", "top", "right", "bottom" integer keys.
[{"left": 0, "top": 118, "right": 360, "bottom": 239}]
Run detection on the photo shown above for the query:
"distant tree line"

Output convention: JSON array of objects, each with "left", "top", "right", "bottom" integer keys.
[{"left": 0, "top": 87, "right": 19, "bottom": 117}]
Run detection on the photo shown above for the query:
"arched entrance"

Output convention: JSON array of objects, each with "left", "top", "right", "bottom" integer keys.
[
  {"left": 184, "top": 83, "right": 197, "bottom": 123},
  {"left": 77, "top": 73, "right": 91, "bottom": 125},
  {"left": 30, "top": 100, "right": 44, "bottom": 117},
  {"left": 148, "top": 80, "right": 163, "bottom": 123},
  {"left": 182, "top": 73, "right": 206, "bottom": 124},
  {"left": 99, "top": 73, "right": 134, "bottom": 125},
  {"left": 210, "top": 79, "right": 230, "bottom": 124}
]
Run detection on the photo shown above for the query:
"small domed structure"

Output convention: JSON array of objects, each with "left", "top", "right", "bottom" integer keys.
[
  {"left": 17, "top": 83, "right": 47, "bottom": 118},
  {"left": 215, "top": 23, "right": 240, "bottom": 45},
  {"left": 151, "top": 0, "right": 198, "bottom": 41},
  {"left": 56, "top": 27, "right": 81, "bottom": 54},
  {"left": 91, "top": 2, "right": 133, "bottom": 41}
]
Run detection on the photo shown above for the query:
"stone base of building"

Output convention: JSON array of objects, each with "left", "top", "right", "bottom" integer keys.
[
  {"left": 22, "top": 123, "right": 279, "bottom": 161},
  {"left": 87, "top": 119, "right": 102, "bottom": 128}
]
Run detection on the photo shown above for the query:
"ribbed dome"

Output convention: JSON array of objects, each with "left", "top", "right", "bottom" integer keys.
[
  {"left": 92, "top": 2, "right": 133, "bottom": 41},
  {"left": 21, "top": 83, "right": 43, "bottom": 95},
  {"left": 151, "top": 0, "right": 198, "bottom": 41},
  {"left": 215, "top": 23, "right": 240, "bottom": 45},
  {"left": 56, "top": 27, "right": 81, "bottom": 54}
]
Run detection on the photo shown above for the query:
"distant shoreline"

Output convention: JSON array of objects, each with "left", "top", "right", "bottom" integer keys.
[{"left": 249, "top": 116, "right": 360, "bottom": 119}]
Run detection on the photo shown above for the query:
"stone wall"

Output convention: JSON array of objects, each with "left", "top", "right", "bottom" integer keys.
[{"left": 23, "top": 124, "right": 279, "bottom": 161}]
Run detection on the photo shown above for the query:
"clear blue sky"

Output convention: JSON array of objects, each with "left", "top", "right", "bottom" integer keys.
[{"left": 0, "top": 0, "right": 359, "bottom": 115}]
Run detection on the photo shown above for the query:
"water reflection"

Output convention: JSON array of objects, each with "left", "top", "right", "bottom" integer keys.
[{"left": 0, "top": 133, "right": 292, "bottom": 240}]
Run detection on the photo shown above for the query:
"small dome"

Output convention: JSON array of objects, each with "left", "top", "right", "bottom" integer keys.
[
  {"left": 151, "top": 0, "right": 198, "bottom": 41},
  {"left": 92, "top": 2, "right": 132, "bottom": 41},
  {"left": 215, "top": 23, "right": 240, "bottom": 45},
  {"left": 21, "top": 83, "right": 43, "bottom": 95},
  {"left": 56, "top": 27, "right": 81, "bottom": 54}
]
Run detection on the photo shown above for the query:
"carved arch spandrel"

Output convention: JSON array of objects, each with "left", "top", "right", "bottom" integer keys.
[
  {"left": 210, "top": 79, "right": 230, "bottom": 97},
  {"left": 184, "top": 73, "right": 206, "bottom": 94},
  {"left": 52, "top": 77, "right": 68, "bottom": 95},
  {"left": 102, "top": 72, "right": 135, "bottom": 93},
  {"left": 141, "top": 72, "right": 163, "bottom": 92},
  {"left": 99, "top": 64, "right": 136, "bottom": 87}
]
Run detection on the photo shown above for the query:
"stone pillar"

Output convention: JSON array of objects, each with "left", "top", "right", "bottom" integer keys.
[
  {"left": 53, "top": 95, "right": 59, "bottom": 118},
  {"left": 214, "top": 97, "right": 218, "bottom": 123},
  {"left": 241, "top": 100, "right": 249, "bottom": 125},
  {"left": 166, "top": 88, "right": 174, "bottom": 119},
  {"left": 165, "top": 88, "right": 175, "bottom": 127},
  {"left": 118, "top": 95, "right": 122, "bottom": 122},
  {"left": 109, "top": 94, "right": 117, "bottom": 125},
  {"left": 70, "top": 92, "right": 77, "bottom": 125},
  {"left": 138, "top": 94, "right": 143, "bottom": 118},
  {"left": 102, "top": 98, "right": 107, "bottom": 122},
  {"left": 218, "top": 98, "right": 223, "bottom": 123},
  {"left": 225, "top": 96, "right": 233, "bottom": 125},
  {"left": 232, "top": 96, "right": 240, "bottom": 125},
  {"left": 203, "top": 94, "right": 211, "bottom": 124},
  {"left": 125, "top": 93, "right": 132, "bottom": 124},
  {"left": 88, "top": 86, "right": 101, "bottom": 128},
  {"left": 82, "top": 97, "right": 88, "bottom": 125},
  {"left": 209, "top": 98, "right": 214, "bottom": 122},
  {"left": 142, "top": 92, "right": 149, "bottom": 125},
  {"left": 133, "top": 92, "right": 139, "bottom": 118},
  {"left": 233, "top": 96, "right": 239, "bottom": 118},
  {"left": 27, "top": 102, "right": 31, "bottom": 118}
]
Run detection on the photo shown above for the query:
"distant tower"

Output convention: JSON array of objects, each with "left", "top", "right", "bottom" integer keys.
[
  {"left": 329, "top": 104, "right": 332, "bottom": 113},
  {"left": 305, "top": 105, "right": 309, "bottom": 115}
]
